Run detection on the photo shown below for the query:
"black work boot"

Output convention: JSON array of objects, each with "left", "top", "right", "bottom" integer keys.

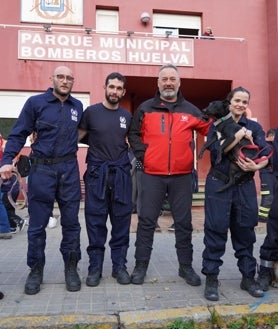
[
  {"left": 179, "top": 264, "right": 201, "bottom": 286},
  {"left": 240, "top": 276, "right": 264, "bottom": 298},
  {"left": 24, "top": 263, "right": 44, "bottom": 295},
  {"left": 86, "top": 269, "right": 102, "bottom": 287},
  {"left": 257, "top": 265, "right": 272, "bottom": 291},
  {"left": 131, "top": 260, "right": 149, "bottom": 284},
  {"left": 112, "top": 268, "right": 131, "bottom": 285},
  {"left": 65, "top": 252, "right": 81, "bottom": 292},
  {"left": 204, "top": 275, "right": 219, "bottom": 301}
]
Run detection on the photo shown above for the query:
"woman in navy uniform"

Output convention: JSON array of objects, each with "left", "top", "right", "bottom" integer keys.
[{"left": 202, "top": 86, "right": 271, "bottom": 301}]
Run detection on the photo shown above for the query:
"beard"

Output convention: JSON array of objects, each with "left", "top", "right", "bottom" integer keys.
[
  {"left": 54, "top": 85, "right": 71, "bottom": 97},
  {"left": 105, "top": 92, "right": 122, "bottom": 105},
  {"left": 160, "top": 90, "right": 176, "bottom": 100}
]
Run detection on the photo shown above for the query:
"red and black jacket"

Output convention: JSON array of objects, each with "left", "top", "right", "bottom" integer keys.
[{"left": 129, "top": 91, "right": 210, "bottom": 175}]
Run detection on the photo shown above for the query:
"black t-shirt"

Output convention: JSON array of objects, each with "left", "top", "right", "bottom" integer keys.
[{"left": 79, "top": 102, "right": 132, "bottom": 162}]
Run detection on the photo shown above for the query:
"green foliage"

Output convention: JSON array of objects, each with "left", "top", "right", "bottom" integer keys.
[
  {"left": 241, "top": 315, "right": 257, "bottom": 329},
  {"left": 227, "top": 319, "right": 244, "bottom": 329},
  {"left": 265, "top": 314, "right": 278, "bottom": 326},
  {"left": 73, "top": 325, "right": 96, "bottom": 329},
  {"left": 166, "top": 318, "right": 200, "bottom": 329},
  {"left": 166, "top": 312, "right": 278, "bottom": 329},
  {"left": 210, "top": 309, "right": 225, "bottom": 328}
]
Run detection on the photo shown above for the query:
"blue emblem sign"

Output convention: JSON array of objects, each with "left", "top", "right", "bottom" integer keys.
[{"left": 40, "top": 0, "right": 64, "bottom": 12}]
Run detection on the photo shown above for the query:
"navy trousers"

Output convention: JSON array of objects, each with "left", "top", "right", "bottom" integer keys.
[
  {"left": 84, "top": 168, "right": 132, "bottom": 273},
  {"left": 260, "top": 181, "right": 278, "bottom": 261},
  {"left": 27, "top": 158, "right": 81, "bottom": 268},
  {"left": 202, "top": 173, "right": 258, "bottom": 278}
]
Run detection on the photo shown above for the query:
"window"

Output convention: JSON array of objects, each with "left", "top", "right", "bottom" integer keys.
[
  {"left": 153, "top": 13, "right": 201, "bottom": 38},
  {"left": 96, "top": 9, "right": 119, "bottom": 33},
  {"left": 0, "top": 91, "right": 90, "bottom": 142}
]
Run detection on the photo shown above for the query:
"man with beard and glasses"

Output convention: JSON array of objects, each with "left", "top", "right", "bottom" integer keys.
[
  {"left": 0, "top": 66, "right": 83, "bottom": 295},
  {"left": 128, "top": 63, "right": 211, "bottom": 286},
  {"left": 78, "top": 72, "right": 133, "bottom": 286}
]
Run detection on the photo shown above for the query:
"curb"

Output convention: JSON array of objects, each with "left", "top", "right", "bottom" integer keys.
[
  {"left": 0, "top": 303, "right": 278, "bottom": 329},
  {"left": 120, "top": 306, "right": 210, "bottom": 328},
  {"left": 120, "top": 303, "right": 278, "bottom": 328},
  {"left": 0, "top": 314, "right": 118, "bottom": 329}
]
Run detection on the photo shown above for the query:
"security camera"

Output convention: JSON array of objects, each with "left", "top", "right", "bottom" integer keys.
[{"left": 140, "top": 12, "right": 151, "bottom": 24}]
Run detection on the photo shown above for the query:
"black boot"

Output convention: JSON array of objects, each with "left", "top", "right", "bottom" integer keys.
[
  {"left": 204, "top": 275, "right": 219, "bottom": 301},
  {"left": 65, "top": 252, "right": 81, "bottom": 292},
  {"left": 131, "top": 260, "right": 149, "bottom": 284},
  {"left": 111, "top": 247, "right": 130, "bottom": 284},
  {"left": 179, "top": 264, "right": 201, "bottom": 286},
  {"left": 112, "top": 268, "right": 131, "bottom": 284},
  {"left": 257, "top": 265, "right": 272, "bottom": 291},
  {"left": 25, "top": 263, "right": 44, "bottom": 295},
  {"left": 240, "top": 276, "right": 264, "bottom": 297},
  {"left": 86, "top": 269, "right": 102, "bottom": 287},
  {"left": 86, "top": 251, "right": 104, "bottom": 287}
]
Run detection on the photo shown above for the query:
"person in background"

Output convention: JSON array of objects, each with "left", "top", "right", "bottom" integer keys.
[
  {"left": 128, "top": 63, "right": 211, "bottom": 286},
  {"left": 0, "top": 135, "right": 26, "bottom": 233},
  {"left": 257, "top": 127, "right": 278, "bottom": 291},
  {"left": 258, "top": 129, "right": 276, "bottom": 222},
  {"left": 1, "top": 175, "right": 26, "bottom": 233},
  {"left": 0, "top": 66, "right": 83, "bottom": 295},
  {"left": 201, "top": 26, "right": 215, "bottom": 39},
  {"left": 78, "top": 72, "right": 133, "bottom": 287},
  {"left": 201, "top": 86, "right": 271, "bottom": 301},
  {"left": 0, "top": 133, "right": 12, "bottom": 239},
  {"left": 0, "top": 197, "right": 11, "bottom": 239}
]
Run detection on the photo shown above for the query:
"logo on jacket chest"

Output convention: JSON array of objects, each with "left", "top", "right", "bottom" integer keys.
[
  {"left": 120, "top": 116, "right": 127, "bottom": 129},
  {"left": 180, "top": 115, "right": 189, "bottom": 122},
  {"left": 71, "top": 109, "right": 78, "bottom": 122}
]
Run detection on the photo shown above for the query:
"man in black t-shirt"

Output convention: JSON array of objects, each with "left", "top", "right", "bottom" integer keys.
[{"left": 79, "top": 72, "right": 132, "bottom": 287}]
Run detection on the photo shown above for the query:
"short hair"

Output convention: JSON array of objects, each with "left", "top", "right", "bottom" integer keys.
[
  {"left": 266, "top": 129, "right": 275, "bottom": 137},
  {"left": 226, "top": 86, "right": 251, "bottom": 102},
  {"left": 105, "top": 72, "right": 126, "bottom": 87},
  {"left": 159, "top": 63, "right": 178, "bottom": 73}
]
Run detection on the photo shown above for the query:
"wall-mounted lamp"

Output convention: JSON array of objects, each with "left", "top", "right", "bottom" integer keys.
[
  {"left": 43, "top": 23, "right": 52, "bottom": 32},
  {"left": 165, "top": 30, "right": 173, "bottom": 38},
  {"left": 140, "top": 12, "right": 151, "bottom": 25},
  {"left": 127, "top": 31, "right": 134, "bottom": 37},
  {"left": 85, "top": 27, "right": 92, "bottom": 34}
]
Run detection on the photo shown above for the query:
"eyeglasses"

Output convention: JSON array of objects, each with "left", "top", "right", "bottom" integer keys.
[{"left": 53, "top": 74, "right": 74, "bottom": 82}]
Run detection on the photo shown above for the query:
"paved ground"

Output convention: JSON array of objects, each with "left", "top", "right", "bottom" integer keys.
[{"left": 0, "top": 205, "right": 277, "bottom": 329}]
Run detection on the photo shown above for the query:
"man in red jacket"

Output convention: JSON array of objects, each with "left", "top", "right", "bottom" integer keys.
[{"left": 128, "top": 63, "right": 211, "bottom": 285}]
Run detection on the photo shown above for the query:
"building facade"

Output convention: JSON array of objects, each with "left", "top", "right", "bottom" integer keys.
[{"left": 0, "top": 0, "right": 277, "bottom": 180}]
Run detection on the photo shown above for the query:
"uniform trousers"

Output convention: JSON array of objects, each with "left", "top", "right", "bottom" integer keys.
[
  {"left": 260, "top": 181, "right": 278, "bottom": 261},
  {"left": 202, "top": 174, "right": 258, "bottom": 278},
  {"left": 84, "top": 169, "right": 132, "bottom": 273},
  {"left": 27, "top": 158, "right": 81, "bottom": 268}
]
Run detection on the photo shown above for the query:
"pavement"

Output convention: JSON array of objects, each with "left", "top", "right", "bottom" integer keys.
[{"left": 0, "top": 204, "right": 278, "bottom": 329}]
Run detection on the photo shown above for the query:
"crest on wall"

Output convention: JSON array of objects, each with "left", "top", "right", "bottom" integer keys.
[{"left": 21, "top": 0, "right": 83, "bottom": 25}]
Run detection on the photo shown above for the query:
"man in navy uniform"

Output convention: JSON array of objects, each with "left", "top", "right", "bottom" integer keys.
[{"left": 0, "top": 66, "right": 83, "bottom": 295}]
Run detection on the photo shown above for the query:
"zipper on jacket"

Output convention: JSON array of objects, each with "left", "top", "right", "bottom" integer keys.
[
  {"left": 168, "top": 113, "right": 173, "bottom": 174},
  {"left": 161, "top": 114, "right": 165, "bottom": 134}
]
